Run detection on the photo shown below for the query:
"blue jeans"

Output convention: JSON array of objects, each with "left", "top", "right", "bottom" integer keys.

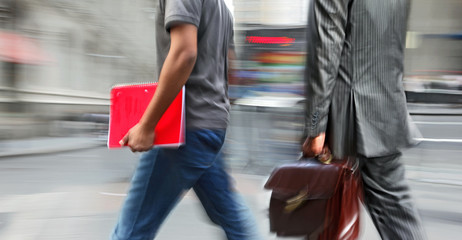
[{"left": 111, "top": 129, "right": 262, "bottom": 240}]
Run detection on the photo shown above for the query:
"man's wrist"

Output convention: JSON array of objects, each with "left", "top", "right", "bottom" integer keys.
[{"left": 139, "top": 119, "right": 157, "bottom": 132}]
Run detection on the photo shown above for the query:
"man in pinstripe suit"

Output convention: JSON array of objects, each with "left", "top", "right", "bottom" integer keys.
[{"left": 302, "top": 0, "right": 426, "bottom": 239}]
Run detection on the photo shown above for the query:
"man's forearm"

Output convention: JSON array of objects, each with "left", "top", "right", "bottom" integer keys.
[
  {"left": 138, "top": 24, "right": 197, "bottom": 133},
  {"left": 139, "top": 48, "right": 196, "bottom": 131}
]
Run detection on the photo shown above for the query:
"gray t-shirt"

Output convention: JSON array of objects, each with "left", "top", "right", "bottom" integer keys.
[{"left": 156, "top": 0, "right": 234, "bottom": 130}]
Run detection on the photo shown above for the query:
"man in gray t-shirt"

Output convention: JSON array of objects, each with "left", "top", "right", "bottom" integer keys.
[
  {"left": 111, "top": 1, "right": 261, "bottom": 239},
  {"left": 156, "top": 0, "right": 234, "bottom": 130}
]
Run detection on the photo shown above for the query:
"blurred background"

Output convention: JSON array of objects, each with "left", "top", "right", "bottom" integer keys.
[{"left": 0, "top": 0, "right": 461, "bottom": 239}]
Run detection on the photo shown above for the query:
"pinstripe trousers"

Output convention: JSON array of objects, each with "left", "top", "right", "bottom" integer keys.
[{"left": 359, "top": 152, "right": 426, "bottom": 240}]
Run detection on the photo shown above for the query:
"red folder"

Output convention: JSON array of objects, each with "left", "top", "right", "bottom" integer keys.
[{"left": 108, "top": 83, "right": 185, "bottom": 148}]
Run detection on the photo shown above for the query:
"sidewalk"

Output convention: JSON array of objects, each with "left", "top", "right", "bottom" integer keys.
[
  {"left": 0, "top": 101, "right": 461, "bottom": 159},
  {"left": 407, "top": 103, "right": 462, "bottom": 115},
  {"left": 1, "top": 136, "right": 462, "bottom": 186},
  {"left": 0, "top": 138, "right": 460, "bottom": 239},
  {"left": 0, "top": 136, "right": 105, "bottom": 158}
]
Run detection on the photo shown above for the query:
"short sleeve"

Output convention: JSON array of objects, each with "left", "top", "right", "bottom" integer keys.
[{"left": 164, "top": 0, "right": 202, "bottom": 31}]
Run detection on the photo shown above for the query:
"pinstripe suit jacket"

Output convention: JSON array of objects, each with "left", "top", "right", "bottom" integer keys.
[{"left": 304, "top": 0, "right": 421, "bottom": 158}]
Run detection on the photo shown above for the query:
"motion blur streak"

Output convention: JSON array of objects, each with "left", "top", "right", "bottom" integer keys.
[{"left": 0, "top": 0, "right": 461, "bottom": 239}]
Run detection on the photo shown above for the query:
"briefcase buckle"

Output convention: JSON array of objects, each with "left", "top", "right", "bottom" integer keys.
[{"left": 285, "top": 190, "right": 309, "bottom": 213}]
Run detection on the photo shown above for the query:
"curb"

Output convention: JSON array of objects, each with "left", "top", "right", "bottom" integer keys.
[
  {"left": 407, "top": 103, "right": 462, "bottom": 116},
  {"left": 406, "top": 91, "right": 462, "bottom": 105},
  {"left": 0, "top": 142, "right": 105, "bottom": 159}
]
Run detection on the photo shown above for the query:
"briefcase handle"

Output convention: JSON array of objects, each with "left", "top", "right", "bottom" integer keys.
[
  {"left": 316, "top": 146, "right": 333, "bottom": 164},
  {"left": 297, "top": 146, "right": 333, "bottom": 164},
  {"left": 299, "top": 147, "right": 359, "bottom": 173}
]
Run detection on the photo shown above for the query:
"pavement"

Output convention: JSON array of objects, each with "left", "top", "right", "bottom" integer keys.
[
  {"left": 0, "top": 103, "right": 461, "bottom": 239},
  {"left": 407, "top": 103, "right": 462, "bottom": 115},
  {"left": 0, "top": 126, "right": 461, "bottom": 238},
  {"left": 0, "top": 136, "right": 382, "bottom": 240},
  {"left": 0, "top": 146, "right": 459, "bottom": 240},
  {"left": 0, "top": 136, "right": 105, "bottom": 158},
  {"left": 1, "top": 135, "right": 461, "bottom": 187},
  {"left": 0, "top": 102, "right": 460, "bottom": 159}
]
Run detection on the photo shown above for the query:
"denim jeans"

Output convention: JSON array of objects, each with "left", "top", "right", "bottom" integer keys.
[{"left": 111, "top": 129, "right": 262, "bottom": 240}]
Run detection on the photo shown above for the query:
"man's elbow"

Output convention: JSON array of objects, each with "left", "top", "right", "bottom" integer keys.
[{"left": 179, "top": 49, "right": 197, "bottom": 67}]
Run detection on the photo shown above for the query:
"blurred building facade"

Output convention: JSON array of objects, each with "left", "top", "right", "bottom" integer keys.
[
  {"left": 233, "top": 0, "right": 462, "bottom": 73},
  {"left": 231, "top": 0, "right": 462, "bottom": 98},
  {"left": 406, "top": 0, "right": 462, "bottom": 75},
  {"left": 0, "top": 0, "right": 460, "bottom": 139},
  {"left": 233, "top": 0, "right": 308, "bottom": 26},
  {"left": 0, "top": 0, "right": 158, "bottom": 138}
]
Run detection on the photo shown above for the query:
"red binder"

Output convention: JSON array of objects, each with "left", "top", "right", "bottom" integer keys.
[{"left": 108, "top": 83, "right": 185, "bottom": 148}]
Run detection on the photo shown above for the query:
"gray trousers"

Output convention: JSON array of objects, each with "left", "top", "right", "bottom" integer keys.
[{"left": 359, "top": 152, "right": 426, "bottom": 240}]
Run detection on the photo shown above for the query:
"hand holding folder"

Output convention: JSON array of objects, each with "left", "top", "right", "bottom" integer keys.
[{"left": 108, "top": 83, "right": 185, "bottom": 148}]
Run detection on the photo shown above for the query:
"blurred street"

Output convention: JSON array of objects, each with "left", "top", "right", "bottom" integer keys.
[
  {"left": 1, "top": 0, "right": 461, "bottom": 239},
  {"left": 225, "top": 105, "right": 462, "bottom": 180},
  {"left": 0, "top": 108, "right": 461, "bottom": 240}
]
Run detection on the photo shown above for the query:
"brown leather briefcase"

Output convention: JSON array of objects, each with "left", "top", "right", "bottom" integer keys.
[{"left": 264, "top": 157, "right": 362, "bottom": 239}]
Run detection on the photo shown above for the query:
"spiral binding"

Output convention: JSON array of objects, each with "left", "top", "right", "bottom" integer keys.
[{"left": 112, "top": 82, "right": 158, "bottom": 89}]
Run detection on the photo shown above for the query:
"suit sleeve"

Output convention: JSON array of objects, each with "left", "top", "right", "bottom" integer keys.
[{"left": 304, "top": 0, "right": 349, "bottom": 137}]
